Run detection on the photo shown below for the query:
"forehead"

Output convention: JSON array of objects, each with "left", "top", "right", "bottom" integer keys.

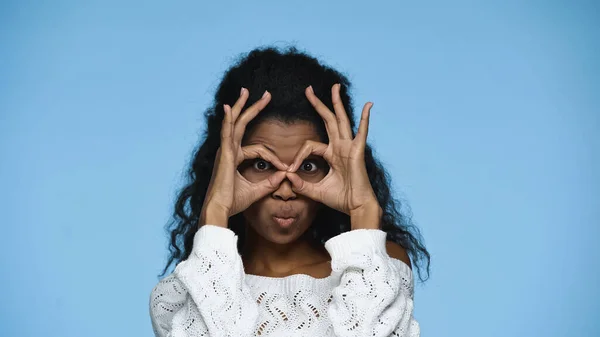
[{"left": 244, "top": 120, "right": 321, "bottom": 158}]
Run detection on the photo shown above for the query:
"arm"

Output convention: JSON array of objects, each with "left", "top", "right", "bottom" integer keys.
[
  {"left": 149, "top": 87, "right": 284, "bottom": 336},
  {"left": 149, "top": 225, "right": 259, "bottom": 337},
  {"left": 325, "top": 229, "right": 420, "bottom": 337}
]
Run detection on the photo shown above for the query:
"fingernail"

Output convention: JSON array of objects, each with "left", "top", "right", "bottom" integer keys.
[
  {"left": 240, "top": 87, "right": 246, "bottom": 96},
  {"left": 262, "top": 90, "right": 269, "bottom": 98},
  {"left": 308, "top": 85, "right": 314, "bottom": 94}
]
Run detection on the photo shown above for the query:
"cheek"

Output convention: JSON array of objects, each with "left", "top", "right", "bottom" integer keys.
[
  {"left": 300, "top": 198, "right": 322, "bottom": 218},
  {"left": 242, "top": 199, "right": 263, "bottom": 225},
  {"left": 298, "top": 200, "right": 322, "bottom": 229},
  {"left": 296, "top": 169, "right": 327, "bottom": 183},
  {"left": 239, "top": 167, "right": 272, "bottom": 183}
]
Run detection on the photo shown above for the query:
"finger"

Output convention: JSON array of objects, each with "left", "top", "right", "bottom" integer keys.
[
  {"left": 332, "top": 83, "right": 352, "bottom": 139},
  {"left": 241, "top": 144, "right": 288, "bottom": 171},
  {"left": 287, "top": 140, "right": 328, "bottom": 172},
  {"left": 233, "top": 90, "right": 271, "bottom": 143},
  {"left": 221, "top": 104, "right": 234, "bottom": 149},
  {"left": 231, "top": 87, "right": 250, "bottom": 122},
  {"left": 285, "top": 172, "right": 322, "bottom": 202},
  {"left": 356, "top": 102, "right": 372, "bottom": 147},
  {"left": 305, "top": 85, "right": 339, "bottom": 140},
  {"left": 250, "top": 170, "right": 287, "bottom": 201}
]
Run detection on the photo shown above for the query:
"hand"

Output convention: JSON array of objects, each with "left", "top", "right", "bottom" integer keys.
[
  {"left": 200, "top": 88, "right": 288, "bottom": 228},
  {"left": 285, "top": 84, "right": 382, "bottom": 230}
]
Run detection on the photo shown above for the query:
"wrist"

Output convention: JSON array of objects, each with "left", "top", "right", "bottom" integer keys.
[
  {"left": 199, "top": 204, "right": 230, "bottom": 228},
  {"left": 350, "top": 200, "right": 382, "bottom": 230}
]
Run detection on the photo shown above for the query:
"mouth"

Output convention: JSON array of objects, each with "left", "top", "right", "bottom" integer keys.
[{"left": 272, "top": 215, "right": 298, "bottom": 228}]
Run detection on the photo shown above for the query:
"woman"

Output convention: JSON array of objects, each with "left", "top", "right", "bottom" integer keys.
[{"left": 149, "top": 46, "right": 430, "bottom": 337}]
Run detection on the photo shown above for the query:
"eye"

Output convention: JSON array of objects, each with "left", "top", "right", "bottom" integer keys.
[
  {"left": 300, "top": 160, "right": 318, "bottom": 173},
  {"left": 252, "top": 159, "right": 272, "bottom": 171}
]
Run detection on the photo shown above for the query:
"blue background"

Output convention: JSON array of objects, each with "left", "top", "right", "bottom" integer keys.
[{"left": 1, "top": 1, "right": 598, "bottom": 336}]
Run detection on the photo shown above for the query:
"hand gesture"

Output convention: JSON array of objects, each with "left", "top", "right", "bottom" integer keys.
[
  {"left": 200, "top": 88, "right": 288, "bottom": 228},
  {"left": 285, "top": 84, "right": 382, "bottom": 229}
]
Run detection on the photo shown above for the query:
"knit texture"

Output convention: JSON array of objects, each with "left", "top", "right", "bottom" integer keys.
[{"left": 150, "top": 225, "right": 419, "bottom": 337}]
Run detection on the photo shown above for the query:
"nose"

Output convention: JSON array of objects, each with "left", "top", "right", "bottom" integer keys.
[{"left": 272, "top": 179, "right": 297, "bottom": 201}]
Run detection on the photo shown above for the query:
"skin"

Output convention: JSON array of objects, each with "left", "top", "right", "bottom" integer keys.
[
  {"left": 239, "top": 120, "right": 332, "bottom": 277},
  {"left": 199, "top": 84, "right": 411, "bottom": 278}
]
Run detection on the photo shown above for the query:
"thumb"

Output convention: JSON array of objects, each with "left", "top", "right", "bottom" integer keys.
[{"left": 285, "top": 172, "right": 322, "bottom": 202}]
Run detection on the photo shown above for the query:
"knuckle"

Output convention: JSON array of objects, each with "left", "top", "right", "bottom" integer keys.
[
  {"left": 303, "top": 140, "right": 314, "bottom": 150},
  {"left": 255, "top": 145, "right": 266, "bottom": 153}
]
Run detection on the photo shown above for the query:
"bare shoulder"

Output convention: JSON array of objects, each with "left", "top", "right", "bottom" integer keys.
[{"left": 385, "top": 241, "right": 412, "bottom": 269}]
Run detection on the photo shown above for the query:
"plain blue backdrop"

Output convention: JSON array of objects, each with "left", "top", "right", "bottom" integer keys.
[{"left": 1, "top": 1, "right": 598, "bottom": 336}]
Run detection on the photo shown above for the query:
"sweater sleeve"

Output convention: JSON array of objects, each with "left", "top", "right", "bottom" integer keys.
[
  {"left": 324, "top": 229, "right": 420, "bottom": 337},
  {"left": 149, "top": 225, "right": 259, "bottom": 337}
]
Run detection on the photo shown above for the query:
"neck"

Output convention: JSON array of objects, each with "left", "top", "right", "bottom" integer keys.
[{"left": 241, "top": 225, "right": 329, "bottom": 277}]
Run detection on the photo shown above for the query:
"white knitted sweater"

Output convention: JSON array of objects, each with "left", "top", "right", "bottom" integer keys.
[{"left": 149, "top": 225, "right": 419, "bottom": 337}]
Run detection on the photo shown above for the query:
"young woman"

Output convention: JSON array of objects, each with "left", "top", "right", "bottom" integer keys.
[{"left": 149, "top": 47, "right": 430, "bottom": 337}]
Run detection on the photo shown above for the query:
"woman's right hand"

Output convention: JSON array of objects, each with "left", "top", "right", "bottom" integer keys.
[{"left": 199, "top": 88, "right": 288, "bottom": 228}]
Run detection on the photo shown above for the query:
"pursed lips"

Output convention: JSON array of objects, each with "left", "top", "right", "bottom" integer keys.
[
  {"left": 272, "top": 208, "right": 299, "bottom": 227},
  {"left": 272, "top": 207, "right": 299, "bottom": 219},
  {"left": 272, "top": 214, "right": 298, "bottom": 220}
]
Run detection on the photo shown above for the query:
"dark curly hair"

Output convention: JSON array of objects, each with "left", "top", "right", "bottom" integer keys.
[{"left": 160, "top": 46, "right": 431, "bottom": 282}]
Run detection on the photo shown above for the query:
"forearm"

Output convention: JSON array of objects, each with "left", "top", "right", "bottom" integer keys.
[
  {"left": 150, "top": 283, "right": 210, "bottom": 337},
  {"left": 171, "top": 225, "right": 258, "bottom": 336},
  {"left": 325, "top": 229, "right": 419, "bottom": 337}
]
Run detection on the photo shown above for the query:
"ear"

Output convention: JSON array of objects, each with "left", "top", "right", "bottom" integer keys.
[{"left": 385, "top": 241, "right": 412, "bottom": 269}]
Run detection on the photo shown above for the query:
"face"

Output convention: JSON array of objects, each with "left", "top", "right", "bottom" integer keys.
[{"left": 239, "top": 120, "right": 329, "bottom": 245}]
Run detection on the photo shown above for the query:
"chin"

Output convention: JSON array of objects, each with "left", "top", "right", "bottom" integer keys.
[{"left": 264, "top": 234, "right": 297, "bottom": 245}]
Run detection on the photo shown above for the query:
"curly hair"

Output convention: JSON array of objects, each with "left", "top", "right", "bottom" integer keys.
[{"left": 160, "top": 46, "right": 431, "bottom": 282}]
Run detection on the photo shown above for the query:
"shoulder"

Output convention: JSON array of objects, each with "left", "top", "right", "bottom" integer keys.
[
  {"left": 385, "top": 241, "right": 412, "bottom": 269},
  {"left": 149, "top": 274, "right": 195, "bottom": 335},
  {"left": 150, "top": 274, "right": 188, "bottom": 309}
]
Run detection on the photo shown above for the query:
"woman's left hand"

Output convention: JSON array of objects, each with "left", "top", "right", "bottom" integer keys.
[{"left": 286, "top": 84, "right": 382, "bottom": 230}]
